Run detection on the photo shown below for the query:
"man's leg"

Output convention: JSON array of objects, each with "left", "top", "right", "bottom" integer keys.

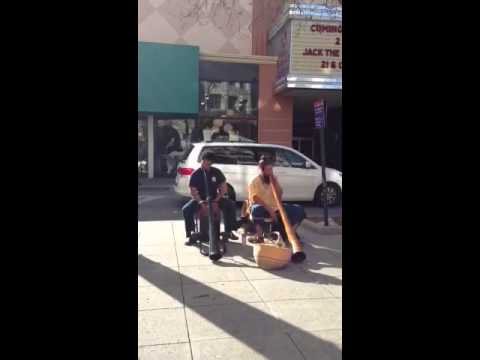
[
  {"left": 218, "top": 198, "right": 238, "bottom": 240},
  {"left": 250, "top": 204, "right": 269, "bottom": 243},
  {"left": 283, "top": 203, "right": 306, "bottom": 227},
  {"left": 182, "top": 199, "right": 199, "bottom": 245},
  {"left": 281, "top": 203, "right": 306, "bottom": 243}
]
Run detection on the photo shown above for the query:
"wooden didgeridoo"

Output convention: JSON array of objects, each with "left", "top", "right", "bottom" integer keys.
[{"left": 270, "top": 180, "right": 306, "bottom": 263}]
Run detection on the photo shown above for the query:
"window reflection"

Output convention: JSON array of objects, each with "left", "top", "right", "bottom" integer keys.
[
  {"left": 200, "top": 81, "right": 254, "bottom": 117},
  {"left": 199, "top": 61, "right": 259, "bottom": 143},
  {"left": 191, "top": 117, "right": 257, "bottom": 143},
  {"left": 198, "top": 146, "right": 258, "bottom": 165}
]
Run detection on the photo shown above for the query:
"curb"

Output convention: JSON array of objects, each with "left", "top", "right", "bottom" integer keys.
[{"left": 302, "top": 218, "right": 342, "bottom": 234}]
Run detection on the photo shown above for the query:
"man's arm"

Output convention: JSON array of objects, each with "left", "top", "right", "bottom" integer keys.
[
  {"left": 214, "top": 169, "right": 227, "bottom": 202},
  {"left": 190, "top": 186, "right": 203, "bottom": 203},
  {"left": 214, "top": 182, "right": 227, "bottom": 202}
]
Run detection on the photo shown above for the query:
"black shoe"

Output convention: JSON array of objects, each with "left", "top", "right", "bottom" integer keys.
[
  {"left": 185, "top": 237, "right": 195, "bottom": 246},
  {"left": 227, "top": 232, "right": 239, "bottom": 241}
]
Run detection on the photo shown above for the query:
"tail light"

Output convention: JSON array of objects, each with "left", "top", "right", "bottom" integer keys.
[{"left": 177, "top": 167, "right": 194, "bottom": 176}]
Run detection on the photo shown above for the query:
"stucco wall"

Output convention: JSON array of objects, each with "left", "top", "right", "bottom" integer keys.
[{"left": 139, "top": 0, "right": 253, "bottom": 55}]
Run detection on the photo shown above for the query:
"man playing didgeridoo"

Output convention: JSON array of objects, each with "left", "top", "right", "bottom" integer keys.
[{"left": 247, "top": 156, "right": 306, "bottom": 244}]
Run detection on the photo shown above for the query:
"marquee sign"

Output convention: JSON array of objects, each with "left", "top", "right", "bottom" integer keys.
[
  {"left": 269, "top": 16, "right": 342, "bottom": 92},
  {"left": 290, "top": 20, "right": 342, "bottom": 77}
]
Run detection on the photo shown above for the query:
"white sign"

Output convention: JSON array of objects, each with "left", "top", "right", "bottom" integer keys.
[{"left": 290, "top": 20, "right": 342, "bottom": 77}]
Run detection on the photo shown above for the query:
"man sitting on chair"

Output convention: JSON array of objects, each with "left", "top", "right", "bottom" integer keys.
[
  {"left": 247, "top": 156, "right": 306, "bottom": 244},
  {"left": 182, "top": 151, "right": 239, "bottom": 246}
]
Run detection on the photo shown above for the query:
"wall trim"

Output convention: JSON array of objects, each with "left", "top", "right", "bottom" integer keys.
[{"left": 200, "top": 52, "right": 278, "bottom": 65}]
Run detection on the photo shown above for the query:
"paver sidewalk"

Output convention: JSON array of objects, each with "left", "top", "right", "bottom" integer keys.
[{"left": 138, "top": 220, "right": 342, "bottom": 360}]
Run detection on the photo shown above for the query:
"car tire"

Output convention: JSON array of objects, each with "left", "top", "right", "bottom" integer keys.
[
  {"left": 227, "top": 184, "right": 236, "bottom": 202},
  {"left": 314, "top": 183, "right": 341, "bottom": 207}
]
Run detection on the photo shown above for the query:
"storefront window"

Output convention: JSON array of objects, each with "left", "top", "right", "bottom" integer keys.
[
  {"left": 153, "top": 117, "right": 195, "bottom": 177},
  {"left": 138, "top": 115, "right": 148, "bottom": 178},
  {"left": 198, "top": 61, "right": 259, "bottom": 142}
]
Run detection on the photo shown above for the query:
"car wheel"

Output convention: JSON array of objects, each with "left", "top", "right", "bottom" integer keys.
[
  {"left": 227, "top": 184, "right": 236, "bottom": 202},
  {"left": 315, "top": 183, "right": 341, "bottom": 207}
]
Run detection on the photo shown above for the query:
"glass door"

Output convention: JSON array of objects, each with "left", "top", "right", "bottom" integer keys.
[{"left": 138, "top": 117, "right": 148, "bottom": 178}]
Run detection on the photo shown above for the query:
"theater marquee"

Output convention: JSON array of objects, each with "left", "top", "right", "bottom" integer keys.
[
  {"left": 269, "top": 18, "right": 342, "bottom": 93},
  {"left": 290, "top": 20, "right": 342, "bottom": 76}
]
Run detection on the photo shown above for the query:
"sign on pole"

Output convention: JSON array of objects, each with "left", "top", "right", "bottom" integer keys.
[{"left": 314, "top": 100, "right": 326, "bottom": 129}]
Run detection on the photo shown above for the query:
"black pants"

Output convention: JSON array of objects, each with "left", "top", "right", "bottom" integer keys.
[{"left": 182, "top": 198, "right": 237, "bottom": 238}]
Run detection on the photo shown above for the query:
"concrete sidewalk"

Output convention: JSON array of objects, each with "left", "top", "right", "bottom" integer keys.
[{"left": 138, "top": 220, "right": 342, "bottom": 359}]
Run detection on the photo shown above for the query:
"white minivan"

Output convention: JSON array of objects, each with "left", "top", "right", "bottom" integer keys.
[{"left": 174, "top": 142, "right": 342, "bottom": 206}]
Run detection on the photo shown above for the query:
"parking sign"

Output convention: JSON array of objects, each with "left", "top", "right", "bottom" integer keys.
[{"left": 314, "top": 100, "right": 326, "bottom": 129}]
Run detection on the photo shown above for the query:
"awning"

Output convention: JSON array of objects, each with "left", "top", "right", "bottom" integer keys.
[{"left": 138, "top": 42, "right": 199, "bottom": 116}]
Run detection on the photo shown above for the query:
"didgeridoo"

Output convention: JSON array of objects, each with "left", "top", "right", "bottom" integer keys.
[{"left": 270, "top": 180, "right": 306, "bottom": 263}]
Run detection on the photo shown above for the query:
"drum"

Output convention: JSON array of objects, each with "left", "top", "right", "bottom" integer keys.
[{"left": 253, "top": 243, "right": 292, "bottom": 270}]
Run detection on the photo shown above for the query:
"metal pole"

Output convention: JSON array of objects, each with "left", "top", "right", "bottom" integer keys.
[{"left": 319, "top": 102, "right": 329, "bottom": 226}]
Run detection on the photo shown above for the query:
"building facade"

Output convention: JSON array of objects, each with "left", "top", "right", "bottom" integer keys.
[{"left": 138, "top": 0, "right": 342, "bottom": 178}]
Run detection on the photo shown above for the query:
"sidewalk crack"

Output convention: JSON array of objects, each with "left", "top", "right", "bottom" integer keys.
[
  {"left": 171, "top": 221, "right": 195, "bottom": 360},
  {"left": 285, "top": 331, "right": 307, "bottom": 360}
]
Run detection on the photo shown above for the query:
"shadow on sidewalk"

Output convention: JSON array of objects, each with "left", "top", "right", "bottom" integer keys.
[
  {"left": 214, "top": 241, "right": 342, "bottom": 286},
  {"left": 138, "top": 254, "right": 341, "bottom": 359}
]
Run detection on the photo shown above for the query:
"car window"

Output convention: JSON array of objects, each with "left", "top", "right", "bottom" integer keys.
[
  {"left": 254, "top": 147, "right": 276, "bottom": 163},
  {"left": 234, "top": 147, "right": 257, "bottom": 165},
  {"left": 276, "top": 149, "right": 308, "bottom": 169},
  {"left": 199, "top": 146, "right": 236, "bottom": 164},
  {"left": 198, "top": 146, "right": 256, "bottom": 165},
  {"left": 274, "top": 149, "right": 291, "bottom": 167}
]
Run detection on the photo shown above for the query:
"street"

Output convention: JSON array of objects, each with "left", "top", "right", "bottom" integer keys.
[{"left": 138, "top": 186, "right": 342, "bottom": 224}]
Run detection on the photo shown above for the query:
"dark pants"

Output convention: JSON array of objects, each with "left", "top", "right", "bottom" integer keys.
[
  {"left": 251, "top": 203, "right": 306, "bottom": 226},
  {"left": 182, "top": 198, "right": 237, "bottom": 238}
]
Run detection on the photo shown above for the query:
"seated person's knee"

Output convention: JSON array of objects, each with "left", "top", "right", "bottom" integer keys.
[{"left": 182, "top": 200, "right": 195, "bottom": 216}]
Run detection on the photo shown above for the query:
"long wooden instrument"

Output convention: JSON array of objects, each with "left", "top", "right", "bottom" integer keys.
[{"left": 270, "top": 179, "right": 306, "bottom": 263}]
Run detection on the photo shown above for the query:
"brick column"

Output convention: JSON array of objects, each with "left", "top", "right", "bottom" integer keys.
[{"left": 258, "top": 63, "right": 293, "bottom": 147}]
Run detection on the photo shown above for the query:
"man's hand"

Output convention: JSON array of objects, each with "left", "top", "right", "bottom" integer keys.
[
  {"left": 199, "top": 200, "right": 208, "bottom": 213},
  {"left": 218, "top": 182, "right": 227, "bottom": 201}
]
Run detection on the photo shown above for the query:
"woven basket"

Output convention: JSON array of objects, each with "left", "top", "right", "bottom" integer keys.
[{"left": 253, "top": 243, "right": 291, "bottom": 270}]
